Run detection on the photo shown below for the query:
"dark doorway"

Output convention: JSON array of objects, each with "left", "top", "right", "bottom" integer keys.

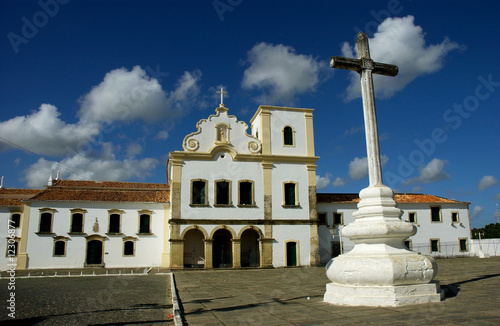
[
  {"left": 184, "top": 229, "right": 205, "bottom": 268},
  {"left": 240, "top": 229, "right": 260, "bottom": 267},
  {"left": 331, "top": 242, "right": 341, "bottom": 258},
  {"left": 86, "top": 240, "right": 103, "bottom": 265},
  {"left": 213, "top": 229, "right": 232, "bottom": 268},
  {"left": 286, "top": 242, "right": 297, "bottom": 267}
]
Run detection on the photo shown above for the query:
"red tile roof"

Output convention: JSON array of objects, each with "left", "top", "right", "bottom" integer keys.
[
  {"left": 28, "top": 180, "right": 170, "bottom": 203},
  {"left": 317, "top": 193, "right": 467, "bottom": 204},
  {"left": 0, "top": 188, "right": 44, "bottom": 207}
]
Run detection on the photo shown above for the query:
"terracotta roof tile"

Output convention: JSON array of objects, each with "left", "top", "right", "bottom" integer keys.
[
  {"left": 317, "top": 193, "right": 467, "bottom": 204},
  {"left": 28, "top": 180, "right": 170, "bottom": 203},
  {"left": 0, "top": 188, "right": 44, "bottom": 207}
]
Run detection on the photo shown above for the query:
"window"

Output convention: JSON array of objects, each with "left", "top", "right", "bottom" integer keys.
[
  {"left": 283, "top": 126, "right": 294, "bottom": 146},
  {"left": 430, "top": 206, "right": 441, "bottom": 222},
  {"left": 215, "top": 180, "right": 231, "bottom": 206},
  {"left": 108, "top": 213, "right": 121, "bottom": 234},
  {"left": 54, "top": 240, "right": 66, "bottom": 256},
  {"left": 318, "top": 213, "right": 327, "bottom": 225},
  {"left": 38, "top": 210, "right": 54, "bottom": 233},
  {"left": 10, "top": 213, "right": 21, "bottom": 228},
  {"left": 238, "top": 181, "right": 254, "bottom": 206},
  {"left": 459, "top": 238, "right": 468, "bottom": 252},
  {"left": 451, "top": 212, "right": 459, "bottom": 223},
  {"left": 404, "top": 240, "right": 412, "bottom": 250},
  {"left": 124, "top": 240, "right": 135, "bottom": 256},
  {"left": 408, "top": 212, "right": 417, "bottom": 223},
  {"left": 70, "top": 212, "right": 84, "bottom": 233},
  {"left": 191, "top": 180, "right": 207, "bottom": 205},
  {"left": 430, "top": 239, "right": 440, "bottom": 252},
  {"left": 139, "top": 213, "right": 151, "bottom": 234},
  {"left": 283, "top": 182, "right": 298, "bottom": 206},
  {"left": 333, "top": 213, "right": 343, "bottom": 225}
]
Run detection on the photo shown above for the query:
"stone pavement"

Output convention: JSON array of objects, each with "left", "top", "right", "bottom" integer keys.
[{"left": 174, "top": 257, "right": 500, "bottom": 325}]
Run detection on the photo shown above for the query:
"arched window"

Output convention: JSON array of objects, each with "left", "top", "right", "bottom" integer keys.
[{"left": 283, "top": 126, "right": 294, "bottom": 146}]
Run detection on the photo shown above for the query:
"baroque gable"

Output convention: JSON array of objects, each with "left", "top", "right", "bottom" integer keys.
[{"left": 182, "top": 105, "right": 261, "bottom": 155}]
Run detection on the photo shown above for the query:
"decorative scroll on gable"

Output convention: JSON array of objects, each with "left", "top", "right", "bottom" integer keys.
[{"left": 183, "top": 105, "right": 261, "bottom": 155}]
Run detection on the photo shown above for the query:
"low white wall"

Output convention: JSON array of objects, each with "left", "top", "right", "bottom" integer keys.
[{"left": 470, "top": 239, "right": 500, "bottom": 257}]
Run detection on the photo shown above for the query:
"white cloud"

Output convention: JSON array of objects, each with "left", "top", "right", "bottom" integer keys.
[
  {"left": 478, "top": 175, "right": 498, "bottom": 191},
  {"left": 404, "top": 158, "right": 451, "bottom": 185},
  {"left": 495, "top": 193, "right": 500, "bottom": 201},
  {"left": 340, "top": 16, "right": 461, "bottom": 101},
  {"left": 332, "top": 177, "right": 346, "bottom": 187},
  {"left": 126, "top": 143, "right": 143, "bottom": 158},
  {"left": 242, "top": 42, "right": 329, "bottom": 104},
  {"left": 471, "top": 205, "right": 484, "bottom": 219},
  {"left": 0, "top": 104, "right": 100, "bottom": 157},
  {"left": 348, "top": 155, "right": 389, "bottom": 180},
  {"left": 343, "top": 125, "right": 364, "bottom": 138},
  {"left": 316, "top": 173, "right": 332, "bottom": 190},
  {"left": 23, "top": 143, "right": 159, "bottom": 188},
  {"left": 78, "top": 66, "right": 201, "bottom": 123}
]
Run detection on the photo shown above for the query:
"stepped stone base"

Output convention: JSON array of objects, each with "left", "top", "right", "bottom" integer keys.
[{"left": 324, "top": 281, "right": 443, "bottom": 307}]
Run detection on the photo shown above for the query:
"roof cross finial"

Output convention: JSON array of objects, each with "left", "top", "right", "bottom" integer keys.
[{"left": 216, "top": 87, "right": 228, "bottom": 107}]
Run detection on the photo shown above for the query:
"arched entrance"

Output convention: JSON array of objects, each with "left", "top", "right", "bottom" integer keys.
[
  {"left": 213, "top": 229, "right": 232, "bottom": 268},
  {"left": 183, "top": 229, "right": 205, "bottom": 268},
  {"left": 240, "top": 229, "right": 260, "bottom": 267},
  {"left": 86, "top": 240, "right": 103, "bottom": 265}
]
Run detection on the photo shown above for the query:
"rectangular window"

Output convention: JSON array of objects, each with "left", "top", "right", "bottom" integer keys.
[
  {"left": 239, "top": 181, "right": 253, "bottom": 206},
  {"left": 109, "top": 214, "right": 120, "bottom": 233},
  {"left": 431, "top": 207, "right": 441, "bottom": 222},
  {"left": 430, "top": 239, "right": 440, "bottom": 252},
  {"left": 408, "top": 212, "right": 416, "bottom": 223},
  {"left": 11, "top": 213, "right": 21, "bottom": 228},
  {"left": 191, "top": 180, "right": 207, "bottom": 205},
  {"left": 459, "top": 239, "right": 468, "bottom": 252},
  {"left": 284, "top": 183, "right": 296, "bottom": 206},
  {"left": 54, "top": 240, "right": 66, "bottom": 256},
  {"left": 139, "top": 214, "right": 151, "bottom": 234},
  {"left": 71, "top": 213, "right": 83, "bottom": 233},
  {"left": 39, "top": 212, "right": 53, "bottom": 233},
  {"left": 451, "top": 212, "right": 459, "bottom": 223},
  {"left": 216, "top": 180, "right": 230, "bottom": 205},
  {"left": 333, "top": 213, "right": 343, "bottom": 225},
  {"left": 318, "top": 213, "right": 327, "bottom": 225},
  {"left": 124, "top": 241, "right": 134, "bottom": 256}
]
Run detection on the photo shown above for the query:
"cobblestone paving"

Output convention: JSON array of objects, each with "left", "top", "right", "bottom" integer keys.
[
  {"left": 0, "top": 273, "right": 173, "bottom": 325},
  {"left": 174, "top": 257, "right": 500, "bottom": 325}
]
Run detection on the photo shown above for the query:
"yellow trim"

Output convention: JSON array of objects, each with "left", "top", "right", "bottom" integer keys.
[
  {"left": 430, "top": 206, "right": 442, "bottom": 223},
  {"left": 9, "top": 210, "right": 22, "bottom": 229},
  {"left": 282, "top": 181, "right": 299, "bottom": 207},
  {"left": 458, "top": 237, "right": 468, "bottom": 252},
  {"left": 250, "top": 105, "right": 314, "bottom": 124},
  {"left": 407, "top": 211, "right": 417, "bottom": 224},
  {"left": 138, "top": 209, "right": 153, "bottom": 234},
  {"left": 53, "top": 236, "right": 68, "bottom": 257},
  {"left": 171, "top": 150, "right": 319, "bottom": 164},
  {"left": 304, "top": 111, "right": 315, "bottom": 157},
  {"left": 451, "top": 211, "right": 460, "bottom": 223},
  {"left": 209, "top": 225, "right": 237, "bottom": 240},
  {"left": 69, "top": 208, "right": 86, "bottom": 233},
  {"left": 38, "top": 208, "right": 55, "bottom": 233},
  {"left": 181, "top": 225, "right": 209, "bottom": 239},
  {"left": 190, "top": 178, "right": 208, "bottom": 206},
  {"left": 214, "top": 179, "right": 232, "bottom": 206},
  {"left": 16, "top": 203, "right": 30, "bottom": 269},
  {"left": 237, "top": 179, "right": 255, "bottom": 206},
  {"left": 123, "top": 237, "right": 137, "bottom": 257},
  {"left": 237, "top": 225, "right": 264, "bottom": 239},
  {"left": 430, "top": 238, "right": 440, "bottom": 252}
]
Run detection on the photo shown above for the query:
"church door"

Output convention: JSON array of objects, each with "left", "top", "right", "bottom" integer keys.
[
  {"left": 86, "top": 240, "right": 103, "bottom": 265},
  {"left": 240, "top": 229, "right": 260, "bottom": 267},
  {"left": 286, "top": 242, "right": 297, "bottom": 267},
  {"left": 213, "top": 229, "right": 232, "bottom": 268}
]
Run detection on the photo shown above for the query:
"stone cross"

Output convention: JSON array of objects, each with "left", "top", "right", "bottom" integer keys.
[
  {"left": 216, "top": 87, "right": 228, "bottom": 106},
  {"left": 331, "top": 32, "right": 398, "bottom": 186}
]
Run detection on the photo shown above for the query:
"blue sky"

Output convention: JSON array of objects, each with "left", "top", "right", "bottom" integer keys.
[{"left": 0, "top": 0, "right": 499, "bottom": 228}]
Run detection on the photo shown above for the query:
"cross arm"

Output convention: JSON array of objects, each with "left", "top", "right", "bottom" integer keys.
[{"left": 330, "top": 56, "right": 398, "bottom": 77}]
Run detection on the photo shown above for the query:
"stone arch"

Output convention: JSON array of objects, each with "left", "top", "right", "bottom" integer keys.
[
  {"left": 182, "top": 225, "right": 207, "bottom": 268},
  {"left": 240, "top": 227, "right": 261, "bottom": 268},
  {"left": 237, "top": 225, "right": 263, "bottom": 239},
  {"left": 209, "top": 225, "right": 237, "bottom": 240},
  {"left": 212, "top": 227, "right": 234, "bottom": 268}
]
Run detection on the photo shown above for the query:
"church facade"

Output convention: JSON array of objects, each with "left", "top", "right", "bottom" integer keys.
[{"left": 0, "top": 104, "right": 472, "bottom": 271}]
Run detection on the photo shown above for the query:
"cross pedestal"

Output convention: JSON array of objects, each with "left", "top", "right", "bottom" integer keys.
[{"left": 324, "top": 33, "right": 442, "bottom": 306}]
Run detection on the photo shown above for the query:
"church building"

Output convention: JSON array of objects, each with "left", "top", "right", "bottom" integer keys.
[{"left": 0, "top": 103, "right": 472, "bottom": 271}]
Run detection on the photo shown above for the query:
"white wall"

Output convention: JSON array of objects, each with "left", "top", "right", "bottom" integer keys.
[
  {"left": 24, "top": 202, "right": 165, "bottom": 269},
  {"left": 470, "top": 239, "right": 500, "bottom": 257},
  {"left": 269, "top": 110, "right": 307, "bottom": 156}
]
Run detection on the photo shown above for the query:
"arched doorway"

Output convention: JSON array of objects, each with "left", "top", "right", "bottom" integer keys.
[
  {"left": 183, "top": 229, "right": 205, "bottom": 268},
  {"left": 240, "top": 229, "right": 260, "bottom": 267},
  {"left": 213, "top": 229, "right": 232, "bottom": 268},
  {"left": 86, "top": 240, "right": 103, "bottom": 265}
]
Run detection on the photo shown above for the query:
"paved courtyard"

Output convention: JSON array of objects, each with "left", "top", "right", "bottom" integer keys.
[
  {"left": 1, "top": 257, "right": 499, "bottom": 325},
  {"left": 174, "top": 257, "right": 500, "bottom": 325}
]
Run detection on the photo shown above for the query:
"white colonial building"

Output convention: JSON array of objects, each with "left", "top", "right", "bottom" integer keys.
[{"left": 0, "top": 104, "right": 474, "bottom": 271}]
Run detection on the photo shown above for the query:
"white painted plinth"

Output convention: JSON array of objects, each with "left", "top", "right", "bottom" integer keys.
[{"left": 324, "top": 281, "right": 443, "bottom": 307}]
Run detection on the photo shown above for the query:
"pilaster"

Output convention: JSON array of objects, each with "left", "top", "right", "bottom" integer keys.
[
  {"left": 16, "top": 203, "right": 31, "bottom": 270},
  {"left": 232, "top": 239, "right": 241, "bottom": 268},
  {"left": 204, "top": 239, "right": 213, "bottom": 269}
]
